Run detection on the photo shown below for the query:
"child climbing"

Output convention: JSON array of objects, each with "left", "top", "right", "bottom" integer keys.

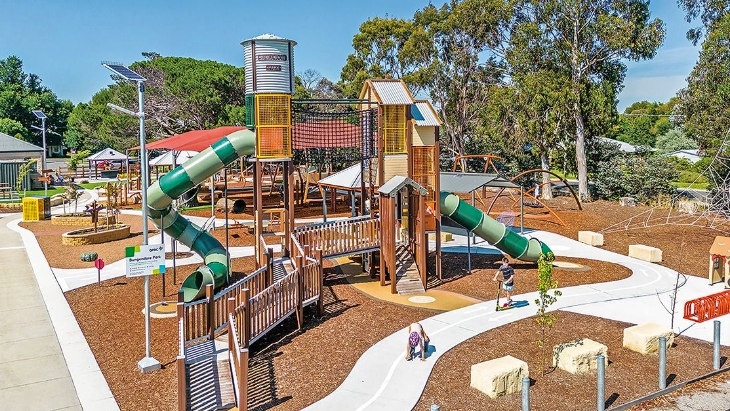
[{"left": 405, "top": 322, "right": 430, "bottom": 361}]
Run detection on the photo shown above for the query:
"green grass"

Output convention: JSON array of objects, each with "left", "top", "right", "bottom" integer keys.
[
  {"left": 8, "top": 182, "right": 116, "bottom": 202},
  {"left": 671, "top": 182, "right": 710, "bottom": 190}
]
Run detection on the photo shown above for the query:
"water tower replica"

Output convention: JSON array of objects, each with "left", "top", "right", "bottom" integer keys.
[{"left": 242, "top": 34, "right": 297, "bottom": 266}]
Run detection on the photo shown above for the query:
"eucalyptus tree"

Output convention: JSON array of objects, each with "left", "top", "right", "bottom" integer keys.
[
  {"left": 523, "top": 0, "right": 665, "bottom": 201},
  {"left": 339, "top": 17, "right": 422, "bottom": 98},
  {"left": 678, "top": 13, "right": 730, "bottom": 152},
  {"left": 678, "top": 0, "right": 730, "bottom": 44}
]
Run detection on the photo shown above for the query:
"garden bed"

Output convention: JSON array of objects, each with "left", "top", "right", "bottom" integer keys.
[
  {"left": 61, "top": 223, "right": 130, "bottom": 245},
  {"left": 52, "top": 213, "right": 117, "bottom": 226}
]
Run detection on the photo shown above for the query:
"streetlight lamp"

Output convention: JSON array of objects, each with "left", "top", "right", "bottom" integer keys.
[
  {"left": 31, "top": 110, "right": 47, "bottom": 197},
  {"left": 102, "top": 62, "right": 160, "bottom": 373}
]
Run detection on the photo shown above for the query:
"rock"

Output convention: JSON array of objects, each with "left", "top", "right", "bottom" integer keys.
[
  {"left": 470, "top": 355, "right": 528, "bottom": 398},
  {"left": 553, "top": 338, "right": 607, "bottom": 374},
  {"left": 619, "top": 197, "right": 636, "bottom": 207},
  {"left": 623, "top": 322, "right": 674, "bottom": 354}
]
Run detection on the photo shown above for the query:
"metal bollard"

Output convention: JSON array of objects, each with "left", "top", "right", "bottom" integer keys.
[
  {"left": 714, "top": 320, "right": 721, "bottom": 370},
  {"left": 522, "top": 376, "right": 530, "bottom": 410},
  {"left": 430, "top": 405, "right": 440, "bottom": 411},
  {"left": 597, "top": 354, "right": 605, "bottom": 411},
  {"left": 659, "top": 336, "right": 667, "bottom": 389}
]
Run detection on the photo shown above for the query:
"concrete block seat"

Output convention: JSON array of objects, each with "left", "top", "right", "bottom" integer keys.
[
  {"left": 553, "top": 338, "right": 607, "bottom": 374},
  {"left": 578, "top": 231, "right": 604, "bottom": 246},
  {"left": 470, "top": 355, "right": 528, "bottom": 399},
  {"left": 629, "top": 244, "right": 663, "bottom": 262},
  {"left": 623, "top": 322, "right": 674, "bottom": 354}
]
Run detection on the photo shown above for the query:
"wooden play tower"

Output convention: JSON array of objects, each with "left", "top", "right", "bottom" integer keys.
[{"left": 360, "top": 80, "right": 443, "bottom": 294}]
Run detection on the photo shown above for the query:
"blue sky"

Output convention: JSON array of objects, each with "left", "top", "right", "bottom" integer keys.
[{"left": 1, "top": 0, "right": 698, "bottom": 112}]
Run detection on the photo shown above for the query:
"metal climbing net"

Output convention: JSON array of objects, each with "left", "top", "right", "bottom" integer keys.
[{"left": 602, "top": 131, "right": 730, "bottom": 234}]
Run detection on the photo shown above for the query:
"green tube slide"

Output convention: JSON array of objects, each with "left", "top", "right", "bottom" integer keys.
[
  {"left": 439, "top": 191, "right": 551, "bottom": 262},
  {"left": 147, "top": 129, "right": 256, "bottom": 302}
]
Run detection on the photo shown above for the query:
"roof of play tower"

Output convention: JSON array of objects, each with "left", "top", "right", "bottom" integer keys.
[{"left": 360, "top": 79, "right": 415, "bottom": 105}]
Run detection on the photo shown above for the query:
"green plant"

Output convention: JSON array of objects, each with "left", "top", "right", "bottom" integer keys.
[
  {"left": 15, "top": 159, "right": 38, "bottom": 192},
  {"left": 591, "top": 154, "right": 677, "bottom": 202},
  {"left": 80, "top": 252, "right": 98, "bottom": 262},
  {"left": 68, "top": 150, "right": 91, "bottom": 169},
  {"left": 535, "top": 251, "right": 561, "bottom": 375}
]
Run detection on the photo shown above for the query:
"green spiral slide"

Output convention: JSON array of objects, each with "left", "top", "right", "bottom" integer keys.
[
  {"left": 147, "top": 129, "right": 256, "bottom": 302},
  {"left": 440, "top": 191, "right": 551, "bottom": 262}
]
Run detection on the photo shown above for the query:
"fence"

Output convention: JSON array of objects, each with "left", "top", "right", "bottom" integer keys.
[{"left": 293, "top": 215, "right": 380, "bottom": 258}]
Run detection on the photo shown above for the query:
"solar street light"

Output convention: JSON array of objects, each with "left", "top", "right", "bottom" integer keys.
[
  {"left": 31, "top": 110, "right": 48, "bottom": 196},
  {"left": 102, "top": 62, "right": 161, "bottom": 373}
]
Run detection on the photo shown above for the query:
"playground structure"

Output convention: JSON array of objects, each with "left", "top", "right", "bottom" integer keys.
[{"left": 154, "top": 34, "right": 553, "bottom": 409}]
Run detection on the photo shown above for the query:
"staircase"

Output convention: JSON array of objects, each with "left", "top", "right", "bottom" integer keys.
[{"left": 395, "top": 245, "right": 425, "bottom": 295}]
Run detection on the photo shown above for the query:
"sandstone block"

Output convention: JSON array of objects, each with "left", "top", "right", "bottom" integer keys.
[
  {"left": 578, "top": 231, "right": 604, "bottom": 246},
  {"left": 629, "top": 244, "right": 662, "bottom": 262},
  {"left": 623, "top": 322, "right": 674, "bottom": 354},
  {"left": 620, "top": 197, "right": 636, "bottom": 207},
  {"left": 470, "top": 355, "right": 528, "bottom": 399},
  {"left": 678, "top": 200, "right": 700, "bottom": 215},
  {"left": 553, "top": 338, "right": 607, "bottom": 374},
  {"left": 427, "top": 232, "right": 453, "bottom": 242}
]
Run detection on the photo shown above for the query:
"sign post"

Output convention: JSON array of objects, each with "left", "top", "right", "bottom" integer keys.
[
  {"left": 94, "top": 258, "right": 105, "bottom": 283},
  {"left": 125, "top": 244, "right": 165, "bottom": 373}
]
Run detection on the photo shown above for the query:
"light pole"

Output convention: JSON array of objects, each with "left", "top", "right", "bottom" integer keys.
[
  {"left": 31, "top": 110, "right": 47, "bottom": 197},
  {"left": 102, "top": 62, "right": 160, "bottom": 373}
]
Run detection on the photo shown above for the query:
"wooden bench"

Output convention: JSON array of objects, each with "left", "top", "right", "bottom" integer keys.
[{"left": 0, "top": 184, "right": 18, "bottom": 200}]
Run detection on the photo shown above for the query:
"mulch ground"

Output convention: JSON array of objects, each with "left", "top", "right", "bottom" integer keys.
[{"left": 13, "top": 191, "right": 730, "bottom": 410}]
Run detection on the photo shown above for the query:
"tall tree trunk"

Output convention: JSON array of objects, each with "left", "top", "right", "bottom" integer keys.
[
  {"left": 540, "top": 152, "right": 553, "bottom": 200},
  {"left": 573, "top": 100, "right": 589, "bottom": 202}
]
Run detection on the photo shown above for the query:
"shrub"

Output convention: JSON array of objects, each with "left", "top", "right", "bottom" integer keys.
[
  {"left": 678, "top": 170, "right": 709, "bottom": 184},
  {"left": 592, "top": 154, "right": 678, "bottom": 202}
]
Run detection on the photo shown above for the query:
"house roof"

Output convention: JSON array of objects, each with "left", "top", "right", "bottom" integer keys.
[
  {"left": 86, "top": 147, "right": 128, "bottom": 162},
  {"left": 360, "top": 79, "right": 414, "bottom": 105},
  {"left": 378, "top": 175, "right": 427, "bottom": 197},
  {"left": 598, "top": 137, "right": 639, "bottom": 153},
  {"left": 412, "top": 100, "right": 442, "bottom": 126},
  {"left": 440, "top": 172, "right": 520, "bottom": 194},
  {"left": 136, "top": 126, "right": 246, "bottom": 152},
  {"left": 0, "top": 132, "right": 43, "bottom": 160},
  {"left": 668, "top": 149, "right": 701, "bottom": 163}
]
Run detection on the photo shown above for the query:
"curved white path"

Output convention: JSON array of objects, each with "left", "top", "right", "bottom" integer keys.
[{"left": 305, "top": 230, "right": 730, "bottom": 411}]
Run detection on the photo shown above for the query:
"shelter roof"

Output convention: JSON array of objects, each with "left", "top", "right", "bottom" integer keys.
[
  {"left": 440, "top": 172, "right": 519, "bottom": 194},
  {"left": 710, "top": 236, "right": 730, "bottom": 256},
  {"left": 293, "top": 120, "right": 361, "bottom": 149},
  {"left": 317, "top": 163, "right": 374, "bottom": 191},
  {"left": 86, "top": 147, "right": 128, "bottom": 162},
  {"left": 149, "top": 150, "right": 198, "bottom": 166},
  {"left": 360, "top": 79, "right": 414, "bottom": 105},
  {"left": 0, "top": 132, "right": 43, "bottom": 160},
  {"left": 412, "top": 100, "right": 442, "bottom": 126},
  {"left": 598, "top": 137, "right": 639, "bottom": 153},
  {"left": 137, "top": 126, "right": 246, "bottom": 152},
  {"left": 378, "top": 176, "right": 427, "bottom": 197}
]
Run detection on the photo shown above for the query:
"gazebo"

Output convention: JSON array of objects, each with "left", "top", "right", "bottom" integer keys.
[{"left": 86, "top": 148, "right": 129, "bottom": 177}]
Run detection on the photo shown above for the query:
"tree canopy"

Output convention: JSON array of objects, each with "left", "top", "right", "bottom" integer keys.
[{"left": 0, "top": 56, "right": 73, "bottom": 148}]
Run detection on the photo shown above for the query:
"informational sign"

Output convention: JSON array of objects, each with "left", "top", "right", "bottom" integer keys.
[{"left": 125, "top": 244, "right": 166, "bottom": 278}]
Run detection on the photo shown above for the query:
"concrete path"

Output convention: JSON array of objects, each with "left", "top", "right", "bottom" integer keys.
[
  {"left": 306, "top": 229, "right": 730, "bottom": 411},
  {"left": 0, "top": 213, "right": 118, "bottom": 411}
]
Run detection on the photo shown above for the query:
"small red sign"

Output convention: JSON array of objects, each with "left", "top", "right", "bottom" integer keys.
[{"left": 94, "top": 258, "right": 105, "bottom": 270}]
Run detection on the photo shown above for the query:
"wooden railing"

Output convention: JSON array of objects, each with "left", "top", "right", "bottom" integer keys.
[
  {"left": 294, "top": 216, "right": 380, "bottom": 258},
  {"left": 178, "top": 230, "right": 328, "bottom": 410},
  {"left": 176, "top": 303, "right": 187, "bottom": 411},
  {"left": 227, "top": 300, "right": 248, "bottom": 410}
]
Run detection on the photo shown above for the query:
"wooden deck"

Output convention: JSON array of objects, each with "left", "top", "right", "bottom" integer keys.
[{"left": 184, "top": 339, "right": 236, "bottom": 411}]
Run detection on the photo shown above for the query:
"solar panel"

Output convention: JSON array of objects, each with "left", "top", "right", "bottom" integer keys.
[
  {"left": 32, "top": 110, "right": 47, "bottom": 119},
  {"left": 102, "top": 63, "right": 145, "bottom": 81}
]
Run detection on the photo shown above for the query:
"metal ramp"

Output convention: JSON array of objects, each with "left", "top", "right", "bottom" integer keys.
[{"left": 395, "top": 245, "right": 425, "bottom": 295}]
